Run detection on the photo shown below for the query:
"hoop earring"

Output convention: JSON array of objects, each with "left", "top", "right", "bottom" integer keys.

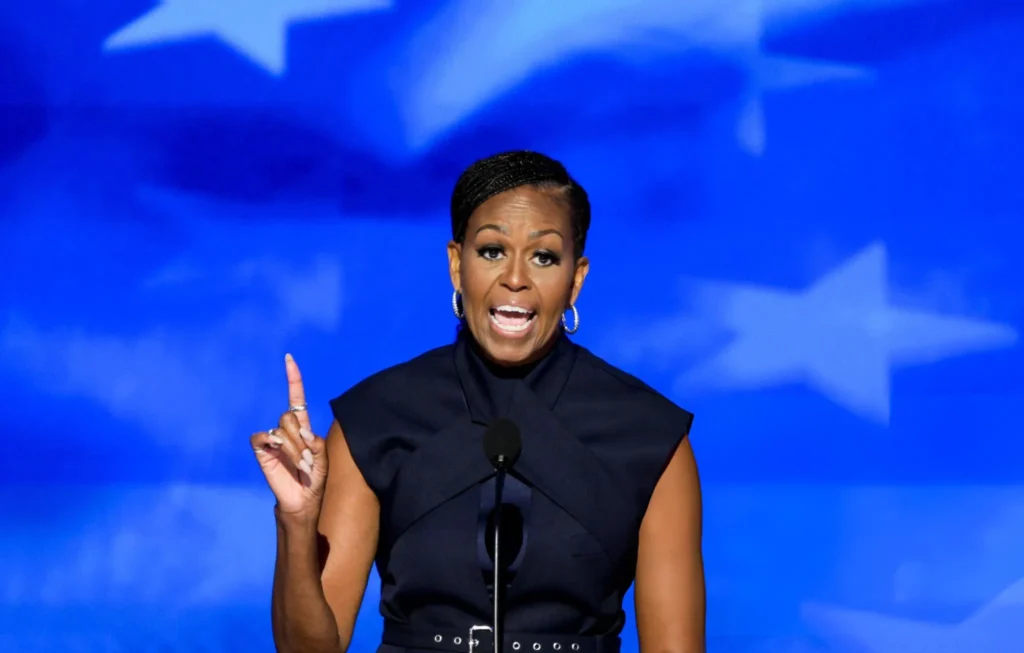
[
  {"left": 452, "top": 289, "right": 464, "bottom": 319},
  {"left": 562, "top": 304, "right": 579, "bottom": 334}
]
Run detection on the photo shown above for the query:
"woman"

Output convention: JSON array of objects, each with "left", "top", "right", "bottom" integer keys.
[{"left": 252, "top": 151, "right": 705, "bottom": 653}]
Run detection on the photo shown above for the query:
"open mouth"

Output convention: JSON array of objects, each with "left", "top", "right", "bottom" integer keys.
[{"left": 489, "top": 305, "right": 537, "bottom": 335}]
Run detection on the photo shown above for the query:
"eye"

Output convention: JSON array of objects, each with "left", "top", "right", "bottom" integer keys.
[
  {"left": 477, "top": 245, "right": 504, "bottom": 261},
  {"left": 533, "top": 250, "right": 561, "bottom": 267}
]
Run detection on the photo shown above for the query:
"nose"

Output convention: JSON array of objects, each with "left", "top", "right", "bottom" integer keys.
[{"left": 500, "top": 255, "right": 529, "bottom": 292}]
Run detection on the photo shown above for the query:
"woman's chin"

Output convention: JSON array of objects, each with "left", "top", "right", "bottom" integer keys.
[{"left": 475, "top": 325, "right": 557, "bottom": 367}]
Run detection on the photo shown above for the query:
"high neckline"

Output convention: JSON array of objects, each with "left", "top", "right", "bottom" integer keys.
[{"left": 453, "top": 329, "right": 577, "bottom": 425}]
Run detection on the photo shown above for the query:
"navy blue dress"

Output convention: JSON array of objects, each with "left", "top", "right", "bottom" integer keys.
[{"left": 329, "top": 331, "right": 693, "bottom": 653}]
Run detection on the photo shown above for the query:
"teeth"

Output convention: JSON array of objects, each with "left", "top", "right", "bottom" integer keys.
[
  {"left": 490, "top": 313, "right": 533, "bottom": 332},
  {"left": 489, "top": 305, "right": 536, "bottom": 334}
]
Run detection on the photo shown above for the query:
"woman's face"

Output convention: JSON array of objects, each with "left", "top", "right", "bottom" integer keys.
[{"left": 448, "top": 186, "right": 589, "bottom": 366}]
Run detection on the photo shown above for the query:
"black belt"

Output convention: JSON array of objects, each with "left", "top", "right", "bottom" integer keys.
[{"left": 382, "top": 623, "right": 621, "bottom": 653}]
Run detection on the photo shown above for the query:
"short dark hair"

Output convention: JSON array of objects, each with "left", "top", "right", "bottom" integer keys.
[{"left": 450, "top": 151, "right": 591, "bottom": 259}]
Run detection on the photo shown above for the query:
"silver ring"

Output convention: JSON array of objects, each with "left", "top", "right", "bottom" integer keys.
[{"left": 288, "top": 403, "right": 307, "bottom": 413}]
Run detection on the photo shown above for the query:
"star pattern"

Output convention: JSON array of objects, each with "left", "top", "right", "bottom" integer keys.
[
  {"left": 391, "top": 0, "right": 874, "bottom": 153},
  {"left": 671, "top": 243, "right": 1017, "bottom": 423},
  {"left": 3, "top": 0, "right": 1021, "bottom": 651},
  {"left": 104, "top": 0, "right": 393, "bottom": 74}
]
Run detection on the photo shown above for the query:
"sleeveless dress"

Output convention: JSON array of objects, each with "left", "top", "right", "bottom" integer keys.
[{"left": 329, "top": 331, "right": 693, "bottom": 653}]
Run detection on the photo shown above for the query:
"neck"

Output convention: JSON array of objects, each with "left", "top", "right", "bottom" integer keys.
[{"left": 462, "top": 328, "right": 563, "bottom": 375}]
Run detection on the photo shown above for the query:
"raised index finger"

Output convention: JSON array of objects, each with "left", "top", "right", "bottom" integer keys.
[{"left": 284, "top": 353, "right": 312, "bottom": 430}]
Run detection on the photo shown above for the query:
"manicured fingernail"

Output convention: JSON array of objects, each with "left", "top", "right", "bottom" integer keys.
[
  {"left": 299, "top": 427, "right": 314, "bottom": 443},
  {"left": 302, "top": 449, "right": 314, "bottom": 467},
  {"left": 268, "top": 434, "right": 284, "bottom": 446},
  {"left": 285, "top": 353, "right": 294, "bottom": 362},
  {"left": 298, "top": 459, "right": 312, "bottom": 475}
]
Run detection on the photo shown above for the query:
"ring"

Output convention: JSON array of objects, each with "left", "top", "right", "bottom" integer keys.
[{"left": 289, "top": 404, "right": 307, "bottom": 413}]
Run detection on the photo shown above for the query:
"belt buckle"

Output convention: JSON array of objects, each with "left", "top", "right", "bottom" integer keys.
[{"left": 468, "top": 624, "right": 493, "bottom": 652}]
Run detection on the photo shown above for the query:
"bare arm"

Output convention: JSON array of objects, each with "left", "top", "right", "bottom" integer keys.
[
  {"left": 634, "top": 437, "right": 705, "bottom": 653},
  {"left": 272, "top": 420, "right": 380, "bottom": 653}
]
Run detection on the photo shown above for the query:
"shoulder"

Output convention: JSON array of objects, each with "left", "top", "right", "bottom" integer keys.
[
  {"left": 564, "top": 344, "right": 694, "bottom": 510},
  {"left": 327, "top": 343, "right": 462, "bottom": 493},
  {"left": 329, "top": 343, "right": 459, "bottom": 422},
  {"left": 571, "top": 344, "right": 694, "bottom": 435}
]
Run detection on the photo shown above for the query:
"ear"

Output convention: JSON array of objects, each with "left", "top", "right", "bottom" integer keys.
[
  {"left": 447, "top": 240, "right": 463, "bottom": 291},
  {"left": 569, "top": 256, "right": 590, "bottom": 306}
]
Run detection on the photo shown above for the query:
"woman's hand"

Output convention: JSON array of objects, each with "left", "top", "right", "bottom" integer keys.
[{"left": 251, "top": 354, "right": 329, "bottom": 520}]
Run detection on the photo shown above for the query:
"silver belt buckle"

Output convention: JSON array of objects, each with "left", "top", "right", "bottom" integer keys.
[{"left": 468, "top": 624, "right": 493, "bottom": 652}]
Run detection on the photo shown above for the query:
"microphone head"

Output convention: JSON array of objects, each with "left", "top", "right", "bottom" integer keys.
[{"left": 483, "top": 418, "right": 522, "bottom": 470}]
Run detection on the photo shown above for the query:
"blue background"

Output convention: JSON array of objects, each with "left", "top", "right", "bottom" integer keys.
[{"left": 2, "top": 1, "right": 1022, "bottom": 651}]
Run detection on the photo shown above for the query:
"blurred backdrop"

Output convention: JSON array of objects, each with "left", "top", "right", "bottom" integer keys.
[{"left": 2, "top": 1, "right": 1023, "bottom": 651}]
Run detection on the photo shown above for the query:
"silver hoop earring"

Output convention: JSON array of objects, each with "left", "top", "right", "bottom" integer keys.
[
  {"left": 452, "top": 289, "right": 464, "bottom": 319},
  {"left": 562, "top": 304, "right": 579, "bottom": 334}
]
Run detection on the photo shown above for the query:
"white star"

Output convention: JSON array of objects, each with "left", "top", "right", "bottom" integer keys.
[
  {"left": 103, "top": 0, "right": 392, "bottom": 75},
  {"left": 390, "top": 0, "right": 874, "bottom": 153},
  {"left": 673, "top": 243, "right": 1017, "bottom": 423},
  {"left": 803, "top": 577, "right": 1024, "bottom": 652},
  {"left": 736, "top": 51, "right": 869, "bottom": 154}
]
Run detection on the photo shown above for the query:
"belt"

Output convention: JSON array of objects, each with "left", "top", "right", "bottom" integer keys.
[{"left": 381, "top": 623, "right": 621, "bottom": 653}]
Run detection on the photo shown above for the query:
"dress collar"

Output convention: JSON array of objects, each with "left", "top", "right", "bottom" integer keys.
[{"left": 453, "top": 328, "right": 577, "bottom": 425}]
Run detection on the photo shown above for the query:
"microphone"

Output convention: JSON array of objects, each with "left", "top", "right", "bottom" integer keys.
[
  {"left": 482, "top": 419, "right": 521, "bottom": 653},
  {"left": 483, "top": 418, "right": 522, "bottom": 471}
]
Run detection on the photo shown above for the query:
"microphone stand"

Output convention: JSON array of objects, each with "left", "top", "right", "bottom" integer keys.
[
  {"left": 481, "top": 418, "right": 521, "bottom": 653},
  {"left": 492, "top": 455, "right": 507, "bottom": 653}
]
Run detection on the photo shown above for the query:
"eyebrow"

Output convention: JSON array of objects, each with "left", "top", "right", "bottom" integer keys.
[{"left": 475, "top": 224, "right": 564, "bottom": 240}]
